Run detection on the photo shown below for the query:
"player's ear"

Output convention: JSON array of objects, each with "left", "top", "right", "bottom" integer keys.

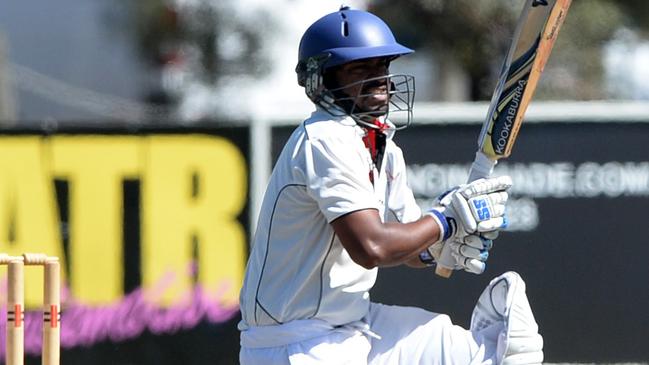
[{"left": 322, "top": 66, "right": 344, "bottom": 91}]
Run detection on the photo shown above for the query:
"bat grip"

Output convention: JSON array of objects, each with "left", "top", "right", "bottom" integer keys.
[
  {"left": 434, "top": 151, "right": 497, "bottom": 278},
  {"left": 434, "top": 265, "right": 453, "bottom": 278},
  {"left": 467, "top": 151, "right": 497, "bottom": 182}
]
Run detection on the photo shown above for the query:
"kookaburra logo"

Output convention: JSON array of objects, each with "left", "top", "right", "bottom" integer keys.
[{"left": 532, "top": 0, "right": 548, "bottom": 6}]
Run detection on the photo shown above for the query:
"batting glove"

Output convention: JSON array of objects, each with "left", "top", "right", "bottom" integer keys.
[
  {"left": 448, "top": 234, "right": 494, "bottom": 274},
  {"left": 420, "top": 176, "right": 512, "bottom": 270},
  {"left": 429, "top": 175, "right": 512, "bottom": 239}
]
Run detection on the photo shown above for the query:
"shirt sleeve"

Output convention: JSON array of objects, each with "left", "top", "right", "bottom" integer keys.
[
  {"left": 385, "top": 142, "right": 422, "bottom": 223},
  {"left": 303, "top": 135, "right": 380, "bottom": 223}
]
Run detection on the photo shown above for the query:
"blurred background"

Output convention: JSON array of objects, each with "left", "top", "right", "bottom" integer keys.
[{"left": 0, "top": 0, "right": 648, "bottom": 364}]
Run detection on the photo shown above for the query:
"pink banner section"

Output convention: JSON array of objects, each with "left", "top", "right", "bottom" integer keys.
[{"left": 0, "top": 284, "right": 239, "bottom": 357}]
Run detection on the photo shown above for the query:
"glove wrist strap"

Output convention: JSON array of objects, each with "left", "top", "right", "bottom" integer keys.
[{"left": 427, "top": 210, "right": 451, "bottom": 242}]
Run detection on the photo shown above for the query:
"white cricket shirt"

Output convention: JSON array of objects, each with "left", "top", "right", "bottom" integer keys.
[{"left": 239, "top": 108, "right": 422, "bottom": 330}]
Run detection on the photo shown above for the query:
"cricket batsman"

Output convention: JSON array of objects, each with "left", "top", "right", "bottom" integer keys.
[{"left": 238, "top": 7, "right": 543, "bottom": 364}]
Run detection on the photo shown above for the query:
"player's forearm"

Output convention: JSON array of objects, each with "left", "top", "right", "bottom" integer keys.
[
  {"left": 332, "top": 209, "right": 441, "bottom": 269},
  {"left": 369, "top": 216, "right": 440, "bottom": 267}
]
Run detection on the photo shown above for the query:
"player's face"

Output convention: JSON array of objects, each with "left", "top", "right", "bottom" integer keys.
[{"left": 332, "top": 58, "right": 390, "bottom": 114}]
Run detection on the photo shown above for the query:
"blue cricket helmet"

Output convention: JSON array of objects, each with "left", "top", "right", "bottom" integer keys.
[
  {"left": 297, "top": 7, "right": 413, "bottom": 76},
  {"left": 295, "top": 6, "right": 415, "bottom": 129}
]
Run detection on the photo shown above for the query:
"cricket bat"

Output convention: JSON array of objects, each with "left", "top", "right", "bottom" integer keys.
[{"left": 435, "top": 0, "right": 572, "bottom": 278}]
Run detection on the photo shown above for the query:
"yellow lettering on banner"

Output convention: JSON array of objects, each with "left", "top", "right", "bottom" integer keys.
[
  {"left": 50, "top": 136, "right": 140, "bottom": 304},
  {"left": 143, "top": 135, "right": 247, "bottom": 306},
  {"left": 0, "top": 137, "right": 65, "bottom": 308}
]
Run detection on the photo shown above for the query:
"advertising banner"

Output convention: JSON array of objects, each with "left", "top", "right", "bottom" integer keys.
[{"left": 0, "top": 127, "right": 249, "bottom": 364}]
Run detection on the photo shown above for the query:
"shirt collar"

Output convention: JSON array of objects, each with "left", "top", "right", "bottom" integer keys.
[{"left": 310, "top": 106, "right": 396, "bottom": 140}]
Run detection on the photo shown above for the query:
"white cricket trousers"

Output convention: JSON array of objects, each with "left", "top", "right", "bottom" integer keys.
[{"left": 240, "top": 302, "right": 497, "bottom": 365}]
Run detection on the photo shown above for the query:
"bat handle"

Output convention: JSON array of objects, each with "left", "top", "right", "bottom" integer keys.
[
  {"left": 467, "top": 151, "right": 497, "bottom": 182},
  {"left": 434, "top": 152, "right": 497, "bottom": 278},
  {"left": 434, "top": 265, "right": 453, "bottom": 278}
]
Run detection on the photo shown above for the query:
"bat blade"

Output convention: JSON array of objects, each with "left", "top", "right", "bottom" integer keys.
[
  {"left": 479, "top": 0, "right": 572, "bottom": 165},
  {"left": 435, "top": 0, "right": 572, "bottom": 278}
]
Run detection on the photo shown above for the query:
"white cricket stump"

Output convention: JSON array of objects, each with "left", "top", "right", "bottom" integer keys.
[
  {"left": 5, "top": 256, "right": 24, "bottom": 365},
  {"left": 42, "top": 258, "right": 60, "bottom": 365},
  {"left": 1, "top": 253, "right": 61, "bottom": 365}
]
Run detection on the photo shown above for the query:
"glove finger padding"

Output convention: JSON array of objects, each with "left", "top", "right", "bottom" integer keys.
[
  {"left": 463, "top": 235, "right": 487, "bottom": 249},
  {"left": 438, "top": 235, "right": 493, "bottom": 274},
  {"left": 459, "top": 176, "right": 513, "bottom": 198},
  {"left": 463, "top": 258, "right": 487, "bottom": 274},
  {"left": 467, "top": 234, "right": 493, "bottom": 251},
  {"left": 458, "top": 245, "right": 487, "bottom": 261},
  {"left": 457, "top": 235, "right": 490, "bottom": 261},
  {"left": 486, "top": 191, "right": 509, "bottom": 205},
  {"left": 477, "top": 216, "right": 507, "bottom": 232},
  {"left": 481, "top": 230, "right": 499, "bottom": 240}
]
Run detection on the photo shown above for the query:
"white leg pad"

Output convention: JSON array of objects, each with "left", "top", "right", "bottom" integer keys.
[
  {"left": 501, "top": 351, "right": 544, "bottom": 365},
  {"left": 471, "top": 271, "right": 544, "bottom": 365}
]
